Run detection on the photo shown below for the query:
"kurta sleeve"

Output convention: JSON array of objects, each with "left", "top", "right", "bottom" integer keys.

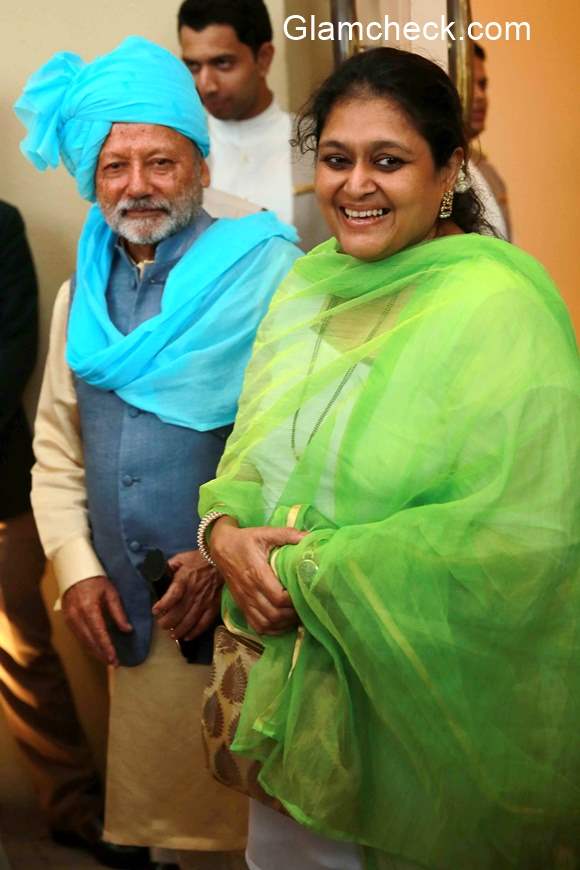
[{"left": 31, "top": 281, "right": 105, "bottom": 596}]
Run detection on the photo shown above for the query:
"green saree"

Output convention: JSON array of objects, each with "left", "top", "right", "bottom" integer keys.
[{"left": 199, "top": 234, "right": 580, "bottom": 869}]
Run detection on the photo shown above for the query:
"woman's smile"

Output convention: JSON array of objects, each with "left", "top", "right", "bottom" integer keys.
[{"left": 339, "top": 205, "right": 392, "bottom": 223}]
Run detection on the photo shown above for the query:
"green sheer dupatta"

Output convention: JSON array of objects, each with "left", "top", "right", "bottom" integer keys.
[{"left": 200, "top": 234, "right": 580, "bottom": 869}]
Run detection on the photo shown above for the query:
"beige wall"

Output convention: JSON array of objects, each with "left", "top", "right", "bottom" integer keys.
[
  {"left": 0, "top": 0, "right": 286, "bottom": 806},
  {"left": 285, "top": 0, "right": 334, "bottom": 112},
  {"left": 474, "top": 0, "right": 580, "bottom": 334}
]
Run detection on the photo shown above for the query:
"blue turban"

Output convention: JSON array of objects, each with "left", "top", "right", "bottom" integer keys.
[{"left": 14, "top": 36, "right": 210, "bottom": 201}]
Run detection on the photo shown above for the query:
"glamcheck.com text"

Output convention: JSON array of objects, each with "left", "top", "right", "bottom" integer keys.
[{"left": 283, "top": 15, "right": 532, "bottom": 43}]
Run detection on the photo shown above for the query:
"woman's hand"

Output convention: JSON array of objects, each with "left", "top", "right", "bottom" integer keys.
[{"left": 210, "top": 516, "right": 307, "bottom": 635}]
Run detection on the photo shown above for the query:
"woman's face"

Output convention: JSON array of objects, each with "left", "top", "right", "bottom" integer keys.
[{"left": 315, "top": 95, "right": 461, "bottom": 260}]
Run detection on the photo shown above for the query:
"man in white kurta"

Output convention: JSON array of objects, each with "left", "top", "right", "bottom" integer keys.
[{"left": 178, "top": 0, "right": 328, "bottom": 251}]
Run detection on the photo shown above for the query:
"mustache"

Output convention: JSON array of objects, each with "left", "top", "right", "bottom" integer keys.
[{"left": 114, "top": 197, "right": 172, "bottom": 217}]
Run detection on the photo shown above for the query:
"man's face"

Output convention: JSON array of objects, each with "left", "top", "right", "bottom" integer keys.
[
  {"left": 179, "top": 23, "right": 272, "bottom": 121},
  {"left": 95, "top": 123, "right": 210, "bottom": 246},
  {"left": 468, "top": 56, "right": 488, "bottom": 139}
]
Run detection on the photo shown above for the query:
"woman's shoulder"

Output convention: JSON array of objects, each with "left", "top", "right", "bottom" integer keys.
[
  {"left": 428, "top": 233, "right": 545, "bottom": 284},
  {"left": 449, "top": 234, "right": 546, "bottom": 279},
  {"left": 426, "top": 234, "right": 567, "bottom": 322},
  {"left": 386, "top": 234, "right": 578, "bottom": 374}
]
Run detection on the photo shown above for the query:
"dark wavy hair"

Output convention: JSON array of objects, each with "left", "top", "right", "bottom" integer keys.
[
  {"left": 177, "top": 0, "right": 272, "bottom": 56},
  {"left": 295, "top": 47, "right": 492, "bottom": 235}
]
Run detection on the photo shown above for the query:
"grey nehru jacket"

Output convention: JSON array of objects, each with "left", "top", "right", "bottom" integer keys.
[{"left": 73, "top": 211, "right": 232, "bottom": 666}]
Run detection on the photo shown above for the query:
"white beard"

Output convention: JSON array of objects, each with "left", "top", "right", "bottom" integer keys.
[{"left": 100, "top": 178, "right": 203, "bottom": 245}]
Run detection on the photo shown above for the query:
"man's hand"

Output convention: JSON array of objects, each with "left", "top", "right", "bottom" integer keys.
[
  {"left": 209, "top": 517, "right": 307, "bottom": 636},
  {"left": 62, "top": 576, "right": 132, "bottom": 667},
  {"left": 151, "top": 550, "right": 222, "bottom": 641}
]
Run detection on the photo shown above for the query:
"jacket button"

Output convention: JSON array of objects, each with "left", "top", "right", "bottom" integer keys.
[
  {"left": 122, "top": 474, "right": 134, "bottom": 487},
  {"left": 129, "top": 540, "right": 141, "bottom": 553}
]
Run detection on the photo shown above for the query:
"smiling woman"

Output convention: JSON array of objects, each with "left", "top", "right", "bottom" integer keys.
[
  {"left": 314, "top": 96, "right": 461, "bottom": 260},
  {"left": 297, "top": 45, "right": 490, "bottom": 252},
  {"left": 198, "top": 46, "right": 580, "bottom": 870}
]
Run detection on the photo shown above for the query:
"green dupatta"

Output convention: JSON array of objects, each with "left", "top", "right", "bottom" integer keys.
[{"left": 199, "top": 234, "right": 580, "bottom": 869}]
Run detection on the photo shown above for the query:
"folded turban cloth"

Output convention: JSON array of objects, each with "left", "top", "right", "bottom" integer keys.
[{"left": 14, "top": 35, "right": 210, "bottom": 201}]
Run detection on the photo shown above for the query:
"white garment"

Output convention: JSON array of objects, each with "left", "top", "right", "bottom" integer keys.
[
  {"left": 246, "top": 802, "right": 423, "bottom": 870},
  {"left": 209, "top": 101, "right": 294, "bottom": 224},
  {"left": 468, "top": 161, "right": 509, "bottom": 240},
  {"left": 246, "top": 801, "right": 363, "bottom": 870},
  {"left": 204, "top": 186, "right": 262, "bottom": 218}
]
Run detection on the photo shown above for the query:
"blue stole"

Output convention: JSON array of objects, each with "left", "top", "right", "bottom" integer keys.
[{"left": 66, "top": 204, "right": 300, "bottom": 430}]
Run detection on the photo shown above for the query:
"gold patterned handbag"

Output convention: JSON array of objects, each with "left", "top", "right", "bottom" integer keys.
[
  {"left": 201, "top": 620, "right": 288, "bottom": 812},
  {"left": 201, "top": 506, "right": 306, "bottom": 812}
]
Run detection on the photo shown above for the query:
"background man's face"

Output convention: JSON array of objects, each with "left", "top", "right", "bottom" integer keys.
[
  {"left": 95, "top": 123, "right": 210, "bottom": 245},
  {"left": 469, "top": 56, "right": 488, "bottom": 139},
  {"left": 179, "top": 23, "right": 271, "bottom": 121}
]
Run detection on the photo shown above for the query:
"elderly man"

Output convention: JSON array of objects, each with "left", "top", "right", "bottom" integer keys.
[
  {"left": 178, "top": 0, "right": 328, "bottom": 251},
  {"left": 15, "top": 36, "right": 300, "bottom": 870}
]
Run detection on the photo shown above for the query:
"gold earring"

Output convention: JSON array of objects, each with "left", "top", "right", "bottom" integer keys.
[{"left": 439, "top": 190, "right": 454, "bottom": 219}]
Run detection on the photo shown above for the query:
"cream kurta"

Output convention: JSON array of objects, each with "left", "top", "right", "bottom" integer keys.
[{"left": 105, "top": 626, "right": 247, "bottom": 850}]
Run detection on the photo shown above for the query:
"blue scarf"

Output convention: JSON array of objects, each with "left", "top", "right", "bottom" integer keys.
[{"left": 66, "top": 205, "right": 301, "bottom": 430}]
